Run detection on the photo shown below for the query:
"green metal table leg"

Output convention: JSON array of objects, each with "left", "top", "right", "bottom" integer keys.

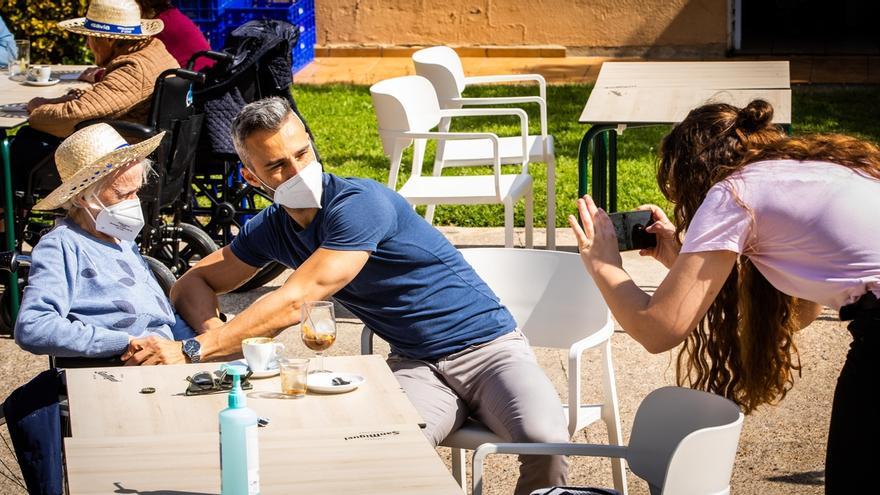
[
  {"left": 608, "top": 130, "right": 618, "bottom": 212},
  {"left": 576, "top": 124, "right": 616, "bottom": 200},
  {"left": 2, "top": 133, "right": 20, "bottom": 322}
]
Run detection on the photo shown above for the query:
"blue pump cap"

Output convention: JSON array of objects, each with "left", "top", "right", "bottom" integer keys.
[{"left": 221, "top": 364, "right": 248, "bottom": 408}]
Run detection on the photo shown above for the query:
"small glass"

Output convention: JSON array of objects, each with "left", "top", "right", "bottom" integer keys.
[
  {"left": 278, "top": 358, "right": 310, "bottom": 398},
  {"left": 9, "top": 40, "right": 30, "bottom": 77},
  {"left": 301, "top": 301, "right": 336, "bottom": 373}
]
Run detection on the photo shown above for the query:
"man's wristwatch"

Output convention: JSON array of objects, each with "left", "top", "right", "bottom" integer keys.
[{"left": 182, "top": 338, "right": 202, "bottom": 363}]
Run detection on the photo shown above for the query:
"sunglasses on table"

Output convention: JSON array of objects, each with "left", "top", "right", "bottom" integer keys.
[{"left": 184, "top": 369, "right": 254, "bottom": 396}]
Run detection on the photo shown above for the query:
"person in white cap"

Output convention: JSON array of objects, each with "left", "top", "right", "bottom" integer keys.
[
  {"left": 2, "top": 123, "right": 196, "bottom": 495},
  {"left": 9, "top": 0, "right": 178, "bottom": 202}
]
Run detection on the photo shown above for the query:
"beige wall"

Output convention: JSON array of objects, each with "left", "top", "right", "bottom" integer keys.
[{"left": 315, "top": 0, "right": 730, "bottom": 57}]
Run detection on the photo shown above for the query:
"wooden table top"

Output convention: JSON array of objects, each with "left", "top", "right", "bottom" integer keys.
[
  {"left": 593, "top": 61, "right": 791, "bottom": 89},
  {"left": 65, "top": 424, "right": 462, "bottom": 495},
  {"left": 580, "top": 61, "right": 792, "bottom": 125},
  {"left": 0, "top": 65, "right": 91, "bottom": 129},
  {"left": 65, "top": 355, "right": 425, "bottom": 438}
]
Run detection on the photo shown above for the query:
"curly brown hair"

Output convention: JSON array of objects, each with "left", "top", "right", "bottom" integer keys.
[{"left": 657, "top": 99, "right": 880, "bottom": 413}]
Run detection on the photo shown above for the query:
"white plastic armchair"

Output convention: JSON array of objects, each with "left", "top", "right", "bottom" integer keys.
[
  {"left": 412, "top": 46, "right": 557, "bottom": 248},
  {"left": 361, "top": 248, "right": 626, "bottom": 493},
  {"left": 370, "top": 76, "right": 533, "bottom": 248},
  {"left": 474, "top": 387, "right": 745, "bottom": 495}
]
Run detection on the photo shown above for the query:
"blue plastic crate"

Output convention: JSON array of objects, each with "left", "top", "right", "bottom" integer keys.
[
  {"left": 195, "top": 18, "right": 230, "bottom": 50},
  {"left": 222, "top": 0, "right": 313, "bottom": 31},
  {"left": 178, "top": 0, "right": 248, "bottom": 22},
  {"left": 293, "top": 26, "right": 315, "bottom": 72}
]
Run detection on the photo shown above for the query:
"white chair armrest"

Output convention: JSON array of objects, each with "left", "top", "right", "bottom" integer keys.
[
  {"left": 473, "top": 442, "right": 628, "bottom": 495},
  {"left": 464, "top": 73, "right": 547, "bottom": 99},
  {"left": 450, "top": 96, "right": 547, "bottom": 138},
  {"left": 438, "top": 108, "right": 530, "bottom": 169},
  {"left": 400, "top": 131, "right": 504, "bottom": 196}
]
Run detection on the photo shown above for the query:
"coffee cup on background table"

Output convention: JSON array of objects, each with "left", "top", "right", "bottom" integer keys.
[
  {"left": 27, "top": 65, "right": 51, "bottom": 83},
  {"left": 241, "top": 337, "right": 284, "bottom": 372}
]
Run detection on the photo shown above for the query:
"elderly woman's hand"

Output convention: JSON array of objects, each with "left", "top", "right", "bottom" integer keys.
[
  {"left": 122, "top": 335, "right": 187, "bottom": 365},
  {"left": 568, "top": 195, "right": 622, "bottom": 275},
  {"left": 26, "top": 97, "right": 50, "bottom": 113}
]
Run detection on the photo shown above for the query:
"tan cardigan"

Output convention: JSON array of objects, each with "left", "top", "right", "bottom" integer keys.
[{"left": 29, "top": 38, "right": 179, "bottom": 138}]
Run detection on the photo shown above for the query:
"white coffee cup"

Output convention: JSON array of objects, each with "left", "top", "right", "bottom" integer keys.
[
  {"left": 37, "top": 66, "right": 51, "bottom": 82},
  {"left": 241, "top": 337, "right": 284, "bottom": 372},
  {"left": 27, "top": 65, "right": 50, "bottom": 82}
]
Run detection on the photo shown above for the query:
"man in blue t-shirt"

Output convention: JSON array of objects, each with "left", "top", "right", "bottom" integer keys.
[{"left": 124, "top": 97, "right": 569, "bottom": 494}]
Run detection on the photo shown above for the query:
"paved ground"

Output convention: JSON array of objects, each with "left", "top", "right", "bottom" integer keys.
[
  {"left": 0, "top": 227, "right": 845, "bottom": 494},
  {"left": 293, "top": 54, "right": 880, "bottom": 86}
]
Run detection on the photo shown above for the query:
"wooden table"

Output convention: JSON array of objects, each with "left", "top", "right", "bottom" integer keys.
[
  {"left": 576, "top": 61, "right": 792, "bottom": 211},
  {"left": 1, "top": 65, "right": 91, "bottom": 320},
  {"left": 65, "top": 355, "right": 425, "bottom": 438},
  {"left": 65, "top": 424, "right": 462, "bottom": 495}
]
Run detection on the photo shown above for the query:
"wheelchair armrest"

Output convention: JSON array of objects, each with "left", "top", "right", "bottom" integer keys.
[{"left": 74, "top": 119, "right": 159, "bottom": 140}]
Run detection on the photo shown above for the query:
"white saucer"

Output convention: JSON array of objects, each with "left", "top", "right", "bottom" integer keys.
[
  {"left": 307, "top": 372, "right": 365, "bottom": 394},
  {"left": 23, "top": 78, "right": 60, "bottom": 86},
  {"left": 230, "top": 359, "right": 279, "bottom": 379}
]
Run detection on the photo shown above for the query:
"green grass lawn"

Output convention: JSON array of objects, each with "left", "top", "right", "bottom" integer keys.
[{"left": 293, "top": 84, "right": 880, "bottom": 227}]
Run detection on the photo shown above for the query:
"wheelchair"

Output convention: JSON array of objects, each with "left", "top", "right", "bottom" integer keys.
[
  {"left": 185, "top": 19, "right": 319, "bottom": 292},
  {"left": 0, "top": 66, "right": 215, "bottom": 334}
]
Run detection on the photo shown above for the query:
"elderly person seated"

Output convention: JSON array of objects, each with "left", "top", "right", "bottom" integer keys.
[
  {"left": 10, "top": 0, "right": 178, "bottom": 196},
  {"left": 2, "top": 124, "right": 196, "bottom": 495},
  {"left": 136, "top": 0, "right": 214, "bottom": 71}
]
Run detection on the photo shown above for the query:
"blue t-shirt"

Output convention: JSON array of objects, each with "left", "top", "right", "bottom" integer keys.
[{"left": 230, "top": 174, "right": 516, "bottom": 360}]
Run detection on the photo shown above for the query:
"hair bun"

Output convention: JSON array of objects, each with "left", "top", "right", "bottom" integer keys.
[{"left": 736, "top": 100, "right": 774, "bottom": 132}]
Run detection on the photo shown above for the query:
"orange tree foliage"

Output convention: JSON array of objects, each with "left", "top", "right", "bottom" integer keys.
[{"left": 1, "top": 0, "right": 90, "bottom": 64}]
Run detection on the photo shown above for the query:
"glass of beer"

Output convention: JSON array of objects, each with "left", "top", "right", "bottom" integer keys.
[
  {"left": 278, "top": 358, "right": 309, "bottom": 398},
  {"left": 301, "top": 301, "right": 336, "bottom": 373}
]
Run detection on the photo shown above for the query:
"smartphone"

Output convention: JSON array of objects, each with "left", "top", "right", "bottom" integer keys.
[{"left": 607, "top": 210, "right": 657, "bottom": 251}]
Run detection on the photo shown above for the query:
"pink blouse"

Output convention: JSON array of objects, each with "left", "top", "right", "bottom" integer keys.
[
  {"left": 681, "top": 160, "right": 880, "bottom": 309},
  {"left": 156, "top": 7, "right": 214, "bottom": 72}
]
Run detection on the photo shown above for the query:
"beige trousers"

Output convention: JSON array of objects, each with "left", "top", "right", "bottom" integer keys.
[{"left": 389, "top": 330, "right": 569, "bottom": 495}]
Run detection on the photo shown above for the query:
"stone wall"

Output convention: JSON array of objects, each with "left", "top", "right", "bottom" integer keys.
[{"left": 315, "top": 0, "right": 729, "bottom": 57}]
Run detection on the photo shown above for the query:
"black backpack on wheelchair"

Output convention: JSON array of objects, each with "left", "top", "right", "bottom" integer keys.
[{"left": 185, "top": 19, "right": 317, "bottom": 292}]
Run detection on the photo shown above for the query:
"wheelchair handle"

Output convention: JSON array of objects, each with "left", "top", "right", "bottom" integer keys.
[
  {"left": 158, "top": 68, "right": 206, "bottom": 84},
  {"left": 0, "top": 252, "right": 31, "bottom": 273},
  {"left": 186, "top": 50, "right": 235, "bottom": 70}
]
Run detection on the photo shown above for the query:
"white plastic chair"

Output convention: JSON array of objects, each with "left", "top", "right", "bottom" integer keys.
[
  {"left": 475, "top": 386, "right": 745, "bottom": 495},
  {"left": 370, "top": 75, "right": 534, "bottom": 248},
  {"left": 412, "top": 46, "right": 558, "bottom": 249},
  {"left": 361, "top": 248, "right": 626, "bottom": 493}
]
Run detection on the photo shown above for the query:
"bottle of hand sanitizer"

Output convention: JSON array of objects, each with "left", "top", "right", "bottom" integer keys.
[{"left": 219, "top": 364, "right": 260, "bottom": 495}]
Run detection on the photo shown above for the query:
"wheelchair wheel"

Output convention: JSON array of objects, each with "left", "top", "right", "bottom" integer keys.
[
  {"left": 148, "top": 223, "right": 219, "bottom": 278},
  {"left": 189, "top": 166, "right": 286, "bottom": 292},
  {"left": 144, "top": 255, "right": 177, "bottom": 296}
]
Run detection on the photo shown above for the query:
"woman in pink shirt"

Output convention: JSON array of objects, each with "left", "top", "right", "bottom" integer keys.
[
  {"left": 570, "top": 99, "right": 879, "bottom": 494},
  {"left": 137, "top": 0, "right": 213, "bottom": 71}
]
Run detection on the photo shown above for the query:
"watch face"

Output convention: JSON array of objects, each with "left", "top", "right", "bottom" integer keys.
[{"left": 184, "top": 339, "right": 200, "bottom": 360}]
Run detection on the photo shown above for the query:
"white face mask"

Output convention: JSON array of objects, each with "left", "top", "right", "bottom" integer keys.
[
  {"left": 85, "top": 196, "right": 145, "bottom": 242},
  {"left": 258, "top": 160, "right": 324, "bottom": 209}
]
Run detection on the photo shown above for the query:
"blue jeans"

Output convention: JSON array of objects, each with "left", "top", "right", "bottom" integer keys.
[{"left": 2, "top": 369, "right": 64, "bottom": 495}]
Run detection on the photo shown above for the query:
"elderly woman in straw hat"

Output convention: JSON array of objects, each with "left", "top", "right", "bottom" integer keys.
[
  {"left": 9, "top": 0, "right": 178, "bottom": 195},
  {"left": 3, "top": 124, "right": 196, "bottom": 495}
]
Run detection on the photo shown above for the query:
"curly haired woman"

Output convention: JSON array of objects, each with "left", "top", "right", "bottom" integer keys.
[{"left": 570, "top": 99, "right": 879, "bottom": 493}]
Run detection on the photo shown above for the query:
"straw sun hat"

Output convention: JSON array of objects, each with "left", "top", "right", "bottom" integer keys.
[
  {"left": 33, "top": 124, "right": 165, "bottom": 211},
  {"left": 58, "top": 0, "right": 164, "bottom": 39}
]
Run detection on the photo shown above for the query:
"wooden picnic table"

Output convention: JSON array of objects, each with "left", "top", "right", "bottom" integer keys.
[
  {"left": 576, "top": 61, "right": 792, "bottom": 211},
  {"left": 65, "top": 424, "right": 462, "bottom": 495},
  {"left": 65, "top": 354, "right": 425, "bottom": 438}
]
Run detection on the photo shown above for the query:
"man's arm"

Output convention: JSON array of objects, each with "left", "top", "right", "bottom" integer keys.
[
  {"left": 170, "top": 246, "right": 260, "bottom": 334},
  {"left": 126, "top": 247, "right": 370, "bottom": 364}
]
